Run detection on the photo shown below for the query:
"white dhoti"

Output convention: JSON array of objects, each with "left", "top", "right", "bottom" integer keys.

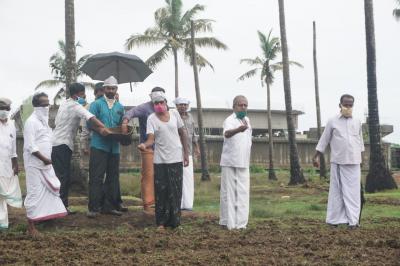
[
  {"left": 24, "top": 166, "right": 67, "bottom": 221},
  {"left": 219, "top": 166, "right": 250, "bottom": 230},
  {"left": 181, "top": 156, "right": 194, "bottom": 210},
  {"left": 0, "top": 175, "right": 22, "bottom": 229},
  {"left": 326, "top": 163, "right": 361, "bottom": 226}
]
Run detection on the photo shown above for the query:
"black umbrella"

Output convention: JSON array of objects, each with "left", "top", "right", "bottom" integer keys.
[{"left": 80, "top": 52, "right": 152, "bottom": 91}]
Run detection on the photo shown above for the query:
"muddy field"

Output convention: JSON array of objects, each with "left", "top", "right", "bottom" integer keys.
[{"left": 1, "top": 206, "right": 400, "bottom": 265}]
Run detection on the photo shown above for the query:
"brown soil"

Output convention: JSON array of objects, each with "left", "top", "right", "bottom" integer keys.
[{"left": 1, "top": 209, "right": 400, "bottom": 265}]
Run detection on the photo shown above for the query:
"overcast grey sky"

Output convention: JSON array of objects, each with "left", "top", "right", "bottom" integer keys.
[{"left": 1, "top": 0, "right": 399, "bottom": 142}]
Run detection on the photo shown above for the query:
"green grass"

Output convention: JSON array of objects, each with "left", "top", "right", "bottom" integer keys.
[{"left": 16, "top": 168, "right": 400, "bottom": 227}]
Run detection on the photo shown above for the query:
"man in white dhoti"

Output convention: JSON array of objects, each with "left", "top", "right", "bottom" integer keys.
[
  {"left": 174, "top": 97, "right": 200, "bottom": 211},
  {"left": 23, "top": 93, "right": 67, "bottom": 236},
  {"left": 0, "top": 98, "right": 22, "bottom": 230},
  {"left": 313, "top": 94, "right": 364, "bottom": 228},
  {"left": 219, "top": 95, "right": 252, "bottom": 230}
]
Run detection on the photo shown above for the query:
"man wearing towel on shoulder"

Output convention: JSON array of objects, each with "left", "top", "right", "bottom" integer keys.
[
  {"left": 313, "top": 94, "right": 364, "bottom": 229},
  {"left": 174, "top": 97, "right": 200, "bottom": 211},
  {"left": 0, "top": 97, "right": 22, "bottom": 230},
  {"left": 23, "top": 93, "right": 67, "bottom": 237}
]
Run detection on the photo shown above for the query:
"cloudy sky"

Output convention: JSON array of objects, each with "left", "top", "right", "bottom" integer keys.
[{"left": 1, "top": 0, "right": 399, "bottom": 142}]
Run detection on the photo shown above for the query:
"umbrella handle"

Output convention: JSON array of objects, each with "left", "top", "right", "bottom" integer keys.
[{"left": 130, "top": 82, "right": 133, "bottom": 92}]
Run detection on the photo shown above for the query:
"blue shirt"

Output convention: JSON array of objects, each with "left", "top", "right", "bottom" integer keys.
[
  {"left": 89, "top": 97, "right": 124, "bottom": 154},
  {"left": 123, "top": 101, "right": 154, "bottom": 143}
]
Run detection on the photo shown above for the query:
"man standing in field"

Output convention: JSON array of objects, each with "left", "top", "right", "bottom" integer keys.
[
  {"left": 313, "top": 94, "right": 364, "bottom": 228},
  {"left": 52, "top": 82, "right": 110, "bottom": 213},
  {"left": 174, "top": 97, "right": 200, "bottom": 211},
  {"left": 121, "top": 87, "right": 167, "bottom": 213},
  {"left": 23, "top": 93, "right": 67, "bottom": 236},
  {"left": 219, "top": 95, "right": 252, "bottom": 230},
  {"left": 0, "top": 98, "right": 22, "bottom": 230},
  {"left": 87, "top": 76, "right": 126, "bottom": 218}
]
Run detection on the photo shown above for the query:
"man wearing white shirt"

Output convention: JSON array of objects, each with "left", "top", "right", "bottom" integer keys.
[
  {"left": 24, "top": 93, "right": 67, "bottom": 236},
  {"left": 313, "top": 94, "right": 364, "bottom": 228},
  {"left": 0, "top": 98, "right": 22, "bottom": 230},
  {"left": 219, "top": 95, "right": 252, "bottom": 230},
  {"left": 51, "top": 83, "right": 109, "bottom": 213}
]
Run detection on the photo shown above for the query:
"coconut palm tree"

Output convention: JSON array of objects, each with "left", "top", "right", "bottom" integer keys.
[
  {"left": 278, "top": 0, "right": 306, "bottom": 185},
  {"left": 35, "top": 40, "right": 92, "bottom": 104},
  {"left": 393, "top": 0, "right": 400, "bottom": 19},
  {"left": 238, "top": 30, "right": 302, "bottom": 181},
  {"left": 65, "top": 0, "right": 76, "bottom": 98},
  {"left": 364, "top": 0, "right": 397, "bottom": 192},
  {"left": 125, "top": 0, "right": 228, "bottom": 97},
  {"left": 312, "top": 21, "right": 327, "bottom": 179}
]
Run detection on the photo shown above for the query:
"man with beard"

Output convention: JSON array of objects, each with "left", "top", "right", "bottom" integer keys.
[{"left": 87, "top": 76, "right": 126, "bottom": 218}]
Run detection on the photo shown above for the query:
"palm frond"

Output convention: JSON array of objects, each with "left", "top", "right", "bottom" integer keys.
[
  {"left": 145, "top": 45, "right": 171, "bottom": 69},
  {"left": 189, "top": 37, "right": 228, "bottom": 50},
  {"left": 240, "top": 57, "right": 264, "bottom": 66},
  {"left": 237, "top": 68, "right": 260, "bottom": 81},
  {"left": 183, "top": 48, "right": 214, "bottom": 70},
  {"left": 183, "top": 19, "right": 214, "bottom": 35},
  {"left": 53, "top": 88, "right": 66, "bottom": 105},
  {"left": 125, "top": 34, "right": 167, "bottom": 50},
  {"left": 181, "top": 4, "right": 205, "bottom": 24},
  {"left": 35, "top": 79, "right": 63, "bottom": 90}
]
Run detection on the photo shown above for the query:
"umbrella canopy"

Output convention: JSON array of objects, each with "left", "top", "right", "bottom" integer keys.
[{"left": 80, "top": 52, "right": 152, "bottom": 84}]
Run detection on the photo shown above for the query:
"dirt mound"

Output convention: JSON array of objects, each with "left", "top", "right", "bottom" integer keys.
[{"left": 1, "top": 214, "right": 400, "bottom": 265}]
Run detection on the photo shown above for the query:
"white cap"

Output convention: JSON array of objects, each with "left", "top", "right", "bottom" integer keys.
[
  {"left": 150, "top": 91, "right": 167, "bottom": 103},
  {"left": 173, "top": 97, "right": 190, "bottom": 105},
  {"left": 103, "top": 76, "right": 118, "bottom": 87}
]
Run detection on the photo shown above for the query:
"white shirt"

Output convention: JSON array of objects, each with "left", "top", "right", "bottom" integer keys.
[
  {"left": 220, "top": 113, "right": 252, "bottom": 168},
  {"left": 52, "top": 99, "right": 94, "bottom": 151},
  {"left": 23, "top": 112, "right": 53, "bottom": 170},
  {"left": 0, "top": 120, "right": 17, "bottom": 177},
  {"left": 147, "top": 109, "right": 184, "bottom": 164},
  {"left": 316, "top": 114, "right": 365, "bottom": 165}
]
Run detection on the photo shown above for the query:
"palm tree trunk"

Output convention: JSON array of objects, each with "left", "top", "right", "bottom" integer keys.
[
  {"left": 278, "top": 0, "right": 305, "bottom": 185},
  {"left": 65, "top": 0, "right": 87, "bottom": 193},
  {"left": 191, "top": 21, "right": 210, "bottom": 181},
  {"left": 65, "top": 0, "right": 76, "bottom": 98},
  {"left": 266, "top": 81, "right": 277, "bottom": 180},
  {"left": 173, "top": 47, "right": 179, "bottom": 98},
  {"left": 312, "top": 21, "right": 327, "bottom": 179},
  {"left": 364, "top": 0, "right": 397, "bottom": 192}
]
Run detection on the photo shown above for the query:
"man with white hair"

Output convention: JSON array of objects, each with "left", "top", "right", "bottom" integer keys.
[
  {"left": 219, "top": 95, "right": 252, "bottom": 230},
  {"left": 87, "top": 76, "right": 126, "bottom": 218},
  {"left": 174, "top": 97, "right": 200, "bottom": 211},
  {"left": 0, "top": 97, "right": 22, "bottom": 230},
  {"left": 121, "top": 87, "right": 166, "bottom": 213}
]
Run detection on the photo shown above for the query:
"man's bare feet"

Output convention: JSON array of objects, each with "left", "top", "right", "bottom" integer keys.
[
  {"left": 157, "top": 225, "right": 165, "bottom": 232},
  {"left": 27, "top": 221, "right": 42, "bottom": 238}
]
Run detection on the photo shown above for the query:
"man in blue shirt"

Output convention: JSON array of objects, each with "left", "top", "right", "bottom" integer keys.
[{"left": 87, "top": 76, "right": 125, "bottom": 218}]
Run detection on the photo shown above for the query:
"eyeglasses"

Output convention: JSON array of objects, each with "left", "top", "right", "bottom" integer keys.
[{"left": 154, "top": 101, "right": 165, "bottom": 105}]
